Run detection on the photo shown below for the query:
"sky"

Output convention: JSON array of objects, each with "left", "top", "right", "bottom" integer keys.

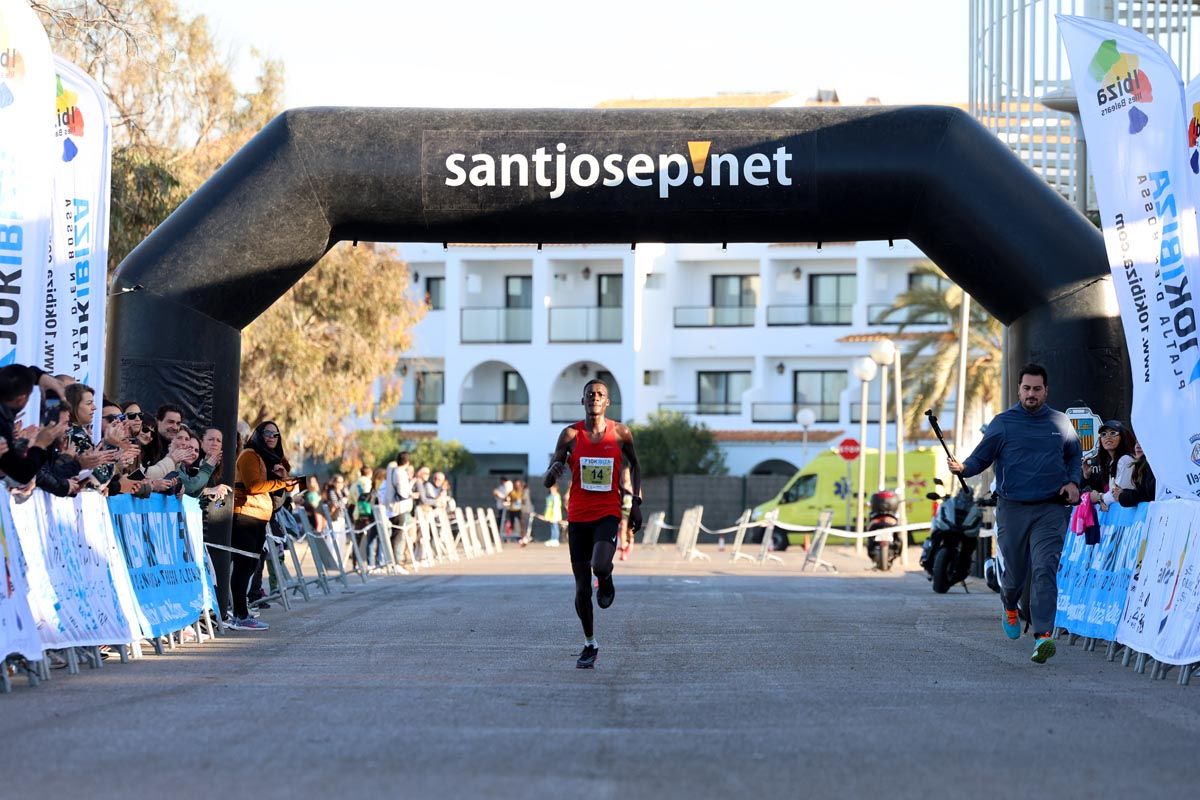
[{"left": 179, "top": 0, "right": 970, "bottom": 109}]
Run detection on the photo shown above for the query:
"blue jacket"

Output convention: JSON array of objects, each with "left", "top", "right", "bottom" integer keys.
[{"left": 961, "top": 403, "right": 1082, "bottom": 501}]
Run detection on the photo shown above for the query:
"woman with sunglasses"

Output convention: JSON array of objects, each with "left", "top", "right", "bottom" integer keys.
[
  {"left": 123, "top": 401, "right": 160, "bottom": 471},
  {"left": 1086, "top": 420, "right": 1136, "bottom": 511},
  {"left": 231, "top": 421, "right": 297, "bottom": 630}
]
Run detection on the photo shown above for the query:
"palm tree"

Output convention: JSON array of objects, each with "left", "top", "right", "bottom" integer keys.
[{"left": 880, "top": 264, "right": 1003, "bottom": 439}]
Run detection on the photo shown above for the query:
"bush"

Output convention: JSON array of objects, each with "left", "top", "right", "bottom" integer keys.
[{"left": 408, "top": 439, "right": 476, "bottom": 475}]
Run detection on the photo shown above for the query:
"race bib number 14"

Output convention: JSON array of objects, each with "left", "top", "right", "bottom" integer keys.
[{"left": 580, "top": 457, "right": 614, "bottom": 492}]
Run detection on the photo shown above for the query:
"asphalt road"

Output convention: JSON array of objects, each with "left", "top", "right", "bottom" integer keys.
[{"left": 3, "top": 545, "right": 1197, "bottom": 799}]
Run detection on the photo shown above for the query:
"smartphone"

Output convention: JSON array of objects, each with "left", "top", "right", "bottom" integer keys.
[
  {"left": 41, "top": 395, "right": 63, "bottom": 427},
  {"left": 163, "top": 470, "right": 181, "bottom": 482},
  {"left": 127, "top": 469, "right": 145, "bottom": 481}
]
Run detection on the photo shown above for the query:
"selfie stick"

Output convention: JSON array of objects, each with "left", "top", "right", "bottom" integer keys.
[{"left": 926, "top": 409, "right": 971, "bottom": 494}]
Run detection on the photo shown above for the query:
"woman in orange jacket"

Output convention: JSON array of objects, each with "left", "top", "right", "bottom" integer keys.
[{"left": 230, "top": 421, "right": 297, "bottom": 629}]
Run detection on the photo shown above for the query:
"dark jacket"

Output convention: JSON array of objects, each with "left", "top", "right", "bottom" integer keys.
[{"left": 961, "top": 403, "right": 1083, "bottom": 501}]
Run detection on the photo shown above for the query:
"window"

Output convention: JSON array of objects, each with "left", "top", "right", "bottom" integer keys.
[
  {"left": 697, "top": 371, "right": 751, "bottom": 414},
  {"left": 712, "top": 275, "right": 759, "bottom": 326},
  {"left": 643, "top": 370, "right": 662, "bottom": 386},
  {"left": 415, "top": 371, "right": 443, "bottom": 422},
  {"left": 808, "top": 274, "right": 855, "bottom": 324},
  {"left": 644, "top": 273, "right": 664, "bottom": 290},
  {"left": 502, "top": 371, "right": 529, "bottom": 422},
  {"left": 416, "top": 371, "right": 444, "bottom": 404},
  {"left": 782, "top": 474, "right": 817, "bottom": 504},
  {"left": 505, "top": 276, "right": 532, "bottom": 308},
  {"left": 794, "top": 370, "right": 847, "bottom": 423},
  {"left": 598, "top": 274, "right": 622, "bottom": 307},
  {"left": 908, "top": 272, "right": 951, "bottom": 293},
  {"left": 425, "top": 277, "right": 444, "bottom": 310}
]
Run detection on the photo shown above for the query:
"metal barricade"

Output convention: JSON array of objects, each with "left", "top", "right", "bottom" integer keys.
[{"left": 800, "top": 510, "right": 837, "bottom": 572}]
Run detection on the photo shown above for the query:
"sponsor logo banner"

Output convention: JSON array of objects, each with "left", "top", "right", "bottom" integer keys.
[
  {"left": 1055, "top": 502, "right": 1149, "bottom": 640},
  {"left": 1059, "top": 15, "right": 1200, "bottom": 500},
  {"left": 9, "top": 491, "right": 138, "bottom": 648},
  {"left": 0, "top": 0, "right": 56, "bottom": 370},
  {"left": 0, "top": 491, "right": 41, "bottom": 660},
  {"left": 108, "top": 493, "right": 208, "bottom": 639},
  {"left": 1116, "top": 499, "right": 1200, "bottom": 664}
]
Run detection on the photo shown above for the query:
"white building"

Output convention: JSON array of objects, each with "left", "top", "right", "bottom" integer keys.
[{"left": 385, "top": 238, "right": 954, "bottom": 477}]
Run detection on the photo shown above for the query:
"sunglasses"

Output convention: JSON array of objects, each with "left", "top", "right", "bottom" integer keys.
[
  {"left": 1099, "top": 430, "right": 1121, "bottom": 438},
  {"left": 262, "top": 430, "right": 280, "bottom": 439},
  {"left": 102, "top": 413, "right": 127, "bottom": 423}
]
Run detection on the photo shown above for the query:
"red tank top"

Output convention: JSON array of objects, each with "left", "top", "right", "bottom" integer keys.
[{"left": 568, "top": 420, "right": 623, "bottom": 522}]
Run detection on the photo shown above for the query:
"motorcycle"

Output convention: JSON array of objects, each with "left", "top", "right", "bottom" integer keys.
[
  {"left": 865, "top": 490, "right": 902, "bottom": 571},
  {"left": 921, "top": 486, "right": 982, "bottom": 593}
]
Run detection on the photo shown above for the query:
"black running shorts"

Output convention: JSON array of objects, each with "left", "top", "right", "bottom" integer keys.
[{"left": 568, "top": 515, "right": 620, "bottom": 563}]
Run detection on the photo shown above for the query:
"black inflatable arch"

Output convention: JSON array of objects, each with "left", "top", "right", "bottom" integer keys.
[{"left": 107, "top": 106, "right": 1127, "bottom": 475}]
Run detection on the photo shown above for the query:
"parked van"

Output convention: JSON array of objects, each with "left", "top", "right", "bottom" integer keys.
[{"left": 752, "top": 448, "right": 945, "bottom": 545}]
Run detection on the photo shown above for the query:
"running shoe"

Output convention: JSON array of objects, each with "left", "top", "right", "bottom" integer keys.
[
  {"left": 597, "top": 574, "right": 616, "bottom": 609},
  {"left": 576, "top": 645, "right": 598, "bottom": 669},
  {"left": 1002, "top": 609, "right": 1021, "bottom": 640},
  {"left": 1030, "top": 635, "right": 1056, "bottom": 664},
  {"left": 228, "top": 616, "right": 270, "bottom": 631}
]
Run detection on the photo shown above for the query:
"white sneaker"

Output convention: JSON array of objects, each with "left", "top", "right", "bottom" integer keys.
[{"left": 544, "top": 540, "right": 560, "bottom": 547}]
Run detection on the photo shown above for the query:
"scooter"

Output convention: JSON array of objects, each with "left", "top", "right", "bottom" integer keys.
[
  {"left": 921, "top": 486, "right": 983, "bottom": 592},
  {"left": 865, "top": 490, "right": 902, "bottom": 571},
  {"left": 920, "top": 409, "right": 981, "bottom": 592}
]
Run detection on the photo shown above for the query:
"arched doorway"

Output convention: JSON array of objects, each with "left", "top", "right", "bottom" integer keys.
[{"left": 460, "top": 361, "right": 529, "bottom": 424}]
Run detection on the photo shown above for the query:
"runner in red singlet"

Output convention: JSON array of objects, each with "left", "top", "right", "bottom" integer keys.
[{"left": 544, "top": 379, "right": 642, "bottom": 669}]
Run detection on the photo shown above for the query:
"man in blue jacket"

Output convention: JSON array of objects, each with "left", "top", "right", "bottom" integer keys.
[{"left": 947, "top": 363, "right": 1081, "bottom": 664}]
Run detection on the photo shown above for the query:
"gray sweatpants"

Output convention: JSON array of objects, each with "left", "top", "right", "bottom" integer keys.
[{"left": 995, "top": 499, "right": 1070, "bottom": 636}]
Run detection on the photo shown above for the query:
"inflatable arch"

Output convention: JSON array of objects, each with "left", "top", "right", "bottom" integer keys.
[{"left": 107, "top": 106, "right": 1126, "bottom": 472}]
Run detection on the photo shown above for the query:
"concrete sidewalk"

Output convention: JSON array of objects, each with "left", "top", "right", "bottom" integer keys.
[{"left": 2, "top": 544, "right": 1196, "bottom": 799}]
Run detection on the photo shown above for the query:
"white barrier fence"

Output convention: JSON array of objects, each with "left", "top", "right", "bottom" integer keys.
[{"left": 1, "top": 493, "right": 502, "bottom": 694}]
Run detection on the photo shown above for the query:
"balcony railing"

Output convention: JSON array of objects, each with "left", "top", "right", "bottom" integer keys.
[
  {"left": 551, "top": 402, "right": 622, "bottom": 423},
  {"left": 673, "top": 306, "right": 755, "bottom": 327},
  {"left": 867, "top": 304, "right": 951, "bottom": 325},
  {"left": 460, "top": 307, "right": 532, "bottom": 343},
  {"left": 548, "top": 307, "right": 622, "bottom": 342},
  {"left": 658, "top": 402, "right": 742, "bottom": 416},
  {"left": 460, "top": 403, "right": 529, "bottom": 423},
  {"left": 383, "top": 403, "right": 440, "bottom": 424},
  {"left": 766, "top": 304, "right": 853, "bottom": 325},
  {"left": 751, "top": 402, "right": 840, "bottom": 423}
]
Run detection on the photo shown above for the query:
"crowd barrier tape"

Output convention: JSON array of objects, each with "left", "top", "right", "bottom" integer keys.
[{"left": 1055, "top": 499, "right": 1200, "bottom": 679}]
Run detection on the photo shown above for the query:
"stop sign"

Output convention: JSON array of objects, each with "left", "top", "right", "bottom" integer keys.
[{"left": 837, "top": 438, "right": 861, "bottom": 461}]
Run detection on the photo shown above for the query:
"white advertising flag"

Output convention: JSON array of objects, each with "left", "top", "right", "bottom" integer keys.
[
  {"left": 1059, "top": 15, "right": 1200, "bottom": 500},
  {"left": 0, "top": 0, "right": 55, "bottom": 370},
  {"left": 49, "top": 57, "right": 110, "bottom": 436}
]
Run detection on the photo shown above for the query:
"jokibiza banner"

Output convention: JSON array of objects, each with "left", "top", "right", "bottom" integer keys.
[
  {"left": 0, "top": 0, "right": 56, "bottom": 370},
  {"left": 1059, "top": 16, "right": 1200, "bottom": 501},
  {"left": 108, "top": 493, "right": 210, "bottom": 639},
  {"left": 0, "top": 492, "right": 41, "bottom": 661},
  {"left": 47, "top": 57, "right": 111, "bottom": 438}
]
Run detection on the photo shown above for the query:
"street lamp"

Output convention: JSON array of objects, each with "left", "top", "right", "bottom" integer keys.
[
  {"left": 795, "top": 407, "right": 816, "bottom": 463},
  {"left": 852, "top": 357, "right": 878, "bottom": 553},
  {"left": 870, "top": 339, "right": 896, "bottom": 492}
]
